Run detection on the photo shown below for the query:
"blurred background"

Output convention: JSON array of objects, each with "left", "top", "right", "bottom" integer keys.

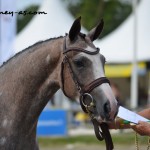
[{"left": 0, "top": 0, "right": 150, "bottom": 149}]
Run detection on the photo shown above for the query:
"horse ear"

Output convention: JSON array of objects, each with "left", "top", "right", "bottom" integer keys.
[
  {"left": 88, "top": 19, "right": 104, "bottom": 41},
  {"left": 69, "top": 16, "right": 81, "bottom": 41}
]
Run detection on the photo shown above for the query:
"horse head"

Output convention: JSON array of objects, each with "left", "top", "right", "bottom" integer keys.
[{"left": 60, "top": 17, "right": 118, "bottom": 123}]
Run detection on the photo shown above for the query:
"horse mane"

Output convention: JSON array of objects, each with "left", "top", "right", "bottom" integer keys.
[{"left": 0, "top": 36, "right": 64, "bottom": 69}]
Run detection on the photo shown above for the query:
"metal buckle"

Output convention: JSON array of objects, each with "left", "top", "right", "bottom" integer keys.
[{"left": 81, "top": 93, "right": 95, "bottom": 109}]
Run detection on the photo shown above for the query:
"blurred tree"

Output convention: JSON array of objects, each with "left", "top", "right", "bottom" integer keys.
[
  {"left": 17, "top": 0, "right": 132, "bottom": 38},
  {"left": 17, "top": 5, "right": 39, "bottom": 33},
  {"left": 67, "top": 0, "right": 132, "bottom": 38}
]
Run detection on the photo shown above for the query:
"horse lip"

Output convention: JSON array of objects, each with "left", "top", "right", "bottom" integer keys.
[
  {"left": 95, "top": 113, "right": 114, "bottom": 123},
  {"left": 95, "top": 115, "right": 103, "bottom": 123}
]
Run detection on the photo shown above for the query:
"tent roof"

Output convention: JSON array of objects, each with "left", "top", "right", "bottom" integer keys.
[
  {"left": 95, "top": 0, "right": 150, "bottom": 63},
  {"left": 15, "top": 0, "right": 150, "bottom": 63},
  {"left": 15, "top": 0, "right": 86, "bottom": 53}
]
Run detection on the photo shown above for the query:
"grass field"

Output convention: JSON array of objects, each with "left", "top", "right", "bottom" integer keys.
[{"left": 38, "top": 132, "right": 149, "bottom": 150}]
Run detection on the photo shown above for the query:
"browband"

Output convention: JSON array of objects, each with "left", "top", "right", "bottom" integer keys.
[{"left": 63, "top": 35, "right": 100, "bottom": 55}]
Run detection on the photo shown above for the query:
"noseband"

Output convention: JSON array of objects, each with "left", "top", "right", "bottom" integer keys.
[{"left": 61, "top": 35, "right": 114, "bottom": 150}]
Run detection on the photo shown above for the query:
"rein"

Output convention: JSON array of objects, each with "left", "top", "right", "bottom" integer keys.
[{"left": 61, "top": 35, "right": 114, "bottom": 150}]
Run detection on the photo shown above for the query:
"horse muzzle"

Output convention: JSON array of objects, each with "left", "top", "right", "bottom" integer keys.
[
  {"left": 95, "top": 96, "right": 119, "bottom": 123},
  {"left": 80, "top": 92, "right": 119, "bottom": 123}
]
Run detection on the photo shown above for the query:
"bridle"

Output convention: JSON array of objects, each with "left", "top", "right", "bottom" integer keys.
[
  {"left": 61, "top": 34, "right": 114, "bottom": 150},
  {"left": 61, "top": 34, "right": 110, "bottom": 115}
]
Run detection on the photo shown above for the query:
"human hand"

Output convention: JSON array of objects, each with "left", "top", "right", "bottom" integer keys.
[{"left": 132, "top": 121, "right": 150, "bottom": 136}]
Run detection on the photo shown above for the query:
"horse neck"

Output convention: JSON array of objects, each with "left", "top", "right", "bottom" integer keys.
[{"left": 0, "top": 37, "right": 64, "bottom": 133}]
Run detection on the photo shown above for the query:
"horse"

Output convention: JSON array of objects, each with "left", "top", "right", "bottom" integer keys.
[{"left": 0, "top": 17, "right": 118, "bottom": 150}]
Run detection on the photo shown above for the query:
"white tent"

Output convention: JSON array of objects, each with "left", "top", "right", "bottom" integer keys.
[
  {"left": 14, "top": 0, "right": 85, "bottom": 53},
  {"left": 15, "top": 0, "right": 150, "bottom": 63},
  {"left": 95, "top": 0, "right": 150, "bottom": 63}
]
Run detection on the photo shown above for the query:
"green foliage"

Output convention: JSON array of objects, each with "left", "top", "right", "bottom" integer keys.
[
  {"left": 17, "top": 5, "right": 39, "bottom": 33},
  {"left": 38, "top": 133, "right": 148, "bottom": 147},
  {"left": 67, "top": 0, "right": 132, "bottom": 38}
]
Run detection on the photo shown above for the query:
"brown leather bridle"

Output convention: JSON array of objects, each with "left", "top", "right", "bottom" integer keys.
[{"left": 61, "top": 35, "right": 114, "bottom": 150}]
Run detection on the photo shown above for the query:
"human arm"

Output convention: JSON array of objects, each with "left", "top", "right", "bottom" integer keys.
[
  {"left": 108, "top": 108, "right": 150, "bottom": 130},
  {"left": 137, "top": 108, "right": 150, "bottom": 120},
  {"left": 108, "top": 117, "right": 131, "bottom": 129}
]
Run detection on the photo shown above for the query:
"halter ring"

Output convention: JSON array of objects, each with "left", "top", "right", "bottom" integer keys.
[{"left": 81, "top": 93, "right": 95, "bottom": 108}]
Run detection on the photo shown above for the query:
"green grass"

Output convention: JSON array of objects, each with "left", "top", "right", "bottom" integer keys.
[{"left": 38, "top": 132, "right": 148, "bottom": 147}]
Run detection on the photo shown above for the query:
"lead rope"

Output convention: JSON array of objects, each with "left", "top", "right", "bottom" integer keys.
[
  {"left": 148, "top": 137, "right": 150, "bottom": 150},
  {"left": 135, "top": 132, "right": 150, "bottom": 150},
  {"left": 135, "top": 132, "right": 139, "bottom": 150}
]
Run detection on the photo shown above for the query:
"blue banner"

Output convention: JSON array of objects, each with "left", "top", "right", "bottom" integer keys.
[{"left": 37, "top": 109, "right": 67, "bottom": 136}]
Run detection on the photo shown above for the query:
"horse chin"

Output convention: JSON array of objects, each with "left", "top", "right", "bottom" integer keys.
[
  {"left": 95, "top": 115, "right": 104, "bottom": 124},
  {"left": 95, "top": 115, "right": 114, "bottom": 124}
]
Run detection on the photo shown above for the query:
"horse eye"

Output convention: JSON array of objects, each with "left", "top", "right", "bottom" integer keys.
[{"left": 74, "top": 59, "right": 85, "bottom": 68}]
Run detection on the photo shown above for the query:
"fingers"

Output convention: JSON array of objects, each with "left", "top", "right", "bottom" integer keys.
[{"left": 132, "top": 121, "right": 150, "bottom": 136}]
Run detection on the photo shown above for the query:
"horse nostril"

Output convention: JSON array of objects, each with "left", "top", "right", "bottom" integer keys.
[{"left": 103, "top": 101, "right": 111, "bottom": 115}]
